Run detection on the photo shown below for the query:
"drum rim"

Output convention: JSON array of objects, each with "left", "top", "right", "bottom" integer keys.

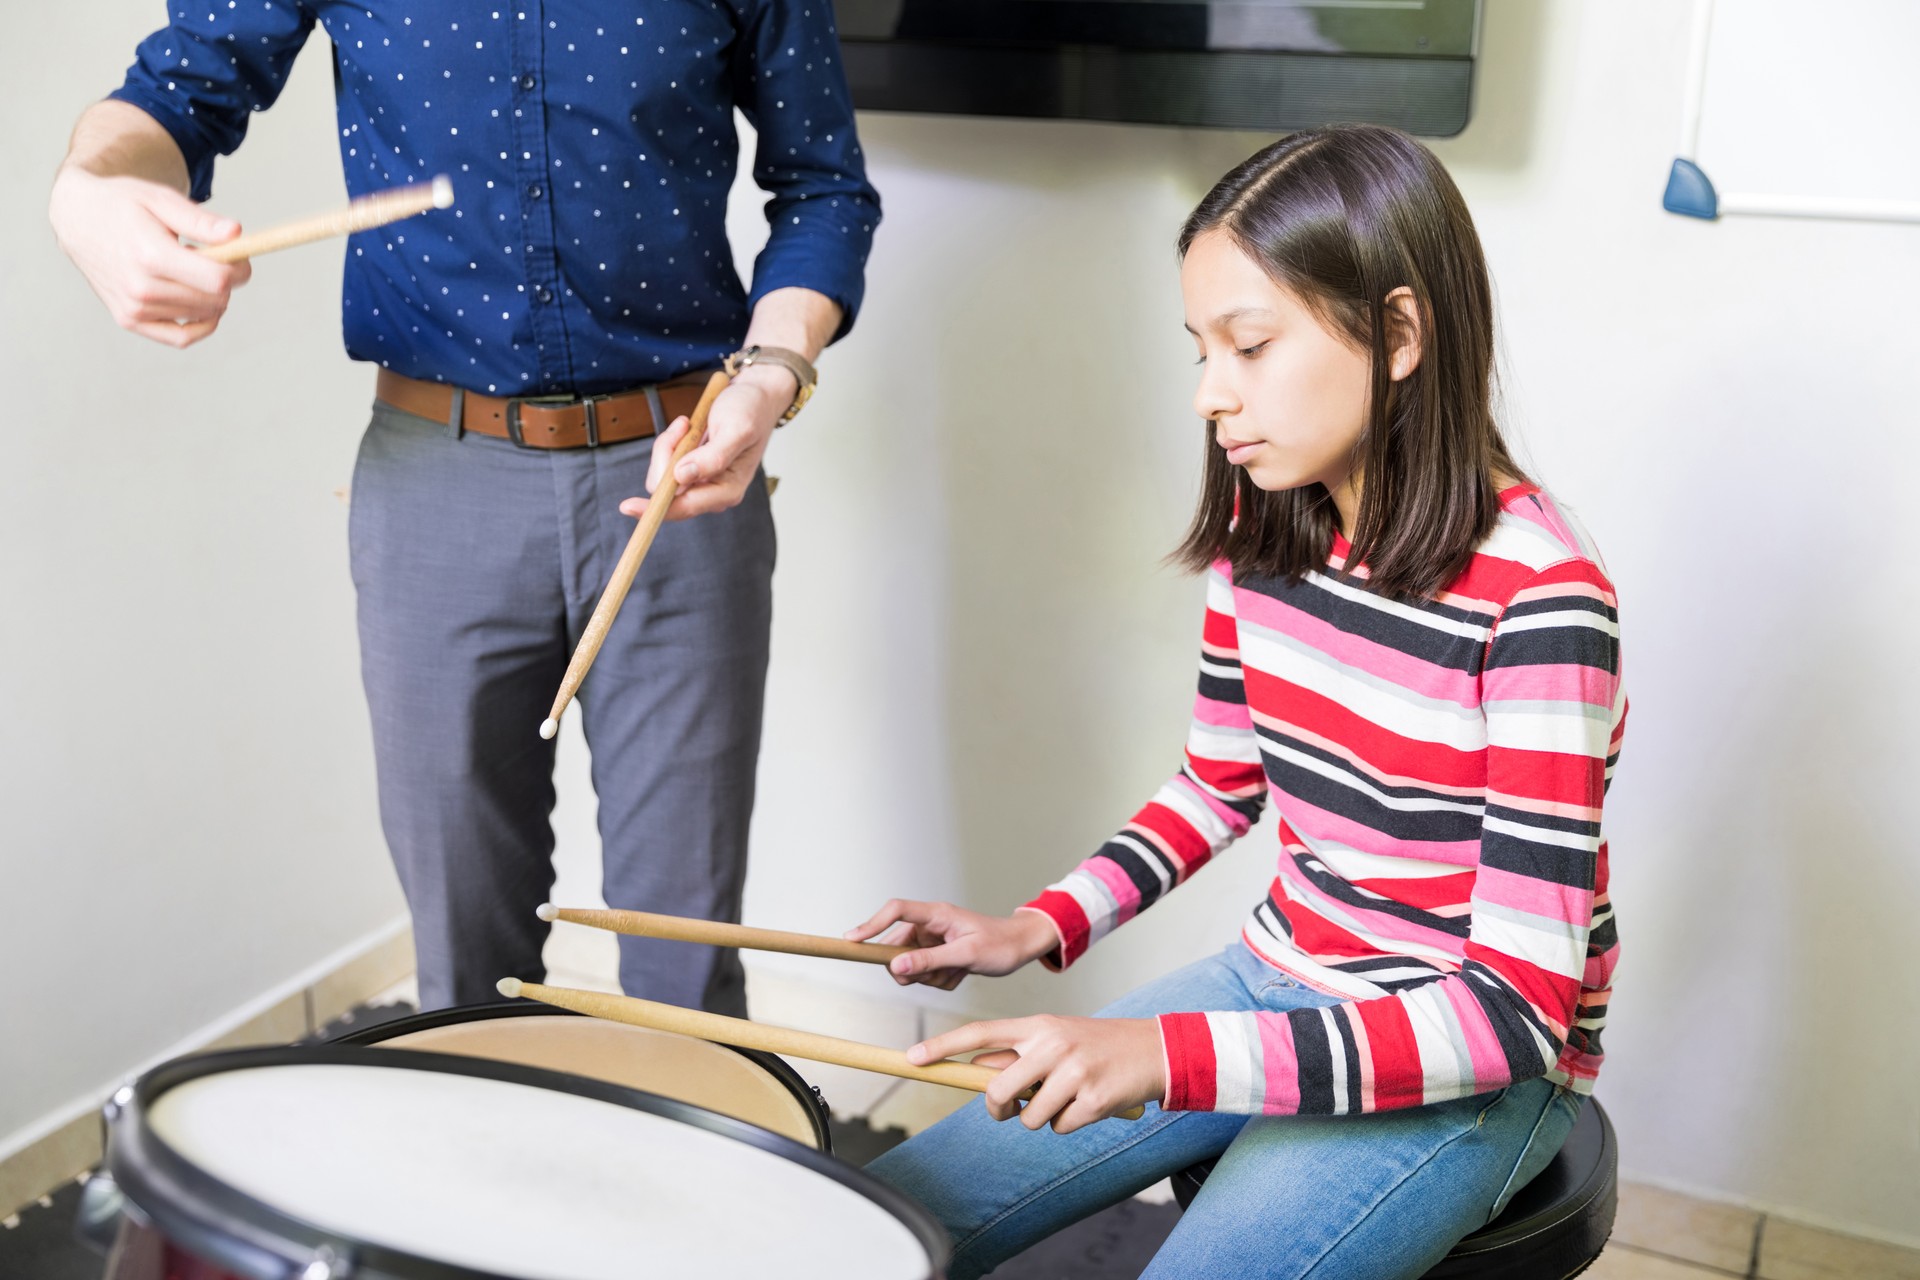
[
  {"left": 330, "top": 1001, "right": 835, "bottom": 1152},
  {"left": 106, "top": 1044, "right": 951, "bottom": 1280}
]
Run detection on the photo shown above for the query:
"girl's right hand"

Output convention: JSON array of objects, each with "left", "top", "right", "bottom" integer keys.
[{"left": 843, "top": 900, "right": 1061, "bottom": 990}]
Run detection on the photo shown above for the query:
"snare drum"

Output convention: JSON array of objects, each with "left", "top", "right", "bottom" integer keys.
[
  {"left": 95, "top": 1046, "right": 948, "bottom": 1280},
  {"left": 333, "top": 1003, "right": 831, "bottom": 1150}
]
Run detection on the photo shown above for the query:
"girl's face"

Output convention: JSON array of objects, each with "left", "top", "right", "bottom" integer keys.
[{"left": 1182, "top": 230, "right": 1409, "bottom": 505}]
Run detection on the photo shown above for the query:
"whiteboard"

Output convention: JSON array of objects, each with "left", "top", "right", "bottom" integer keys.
[{"left": 1666, "top": 0, "right": 1920, "bottom": 224}]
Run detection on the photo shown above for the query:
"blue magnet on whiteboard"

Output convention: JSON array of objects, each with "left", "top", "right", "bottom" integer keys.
[{"left": 1662, "top": 158, "right": 1719, "bottom": 220}]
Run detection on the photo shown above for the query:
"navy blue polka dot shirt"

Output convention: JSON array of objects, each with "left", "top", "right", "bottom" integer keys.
[{"left": 112, "top": 1, "right": 881, "bottom": 396}]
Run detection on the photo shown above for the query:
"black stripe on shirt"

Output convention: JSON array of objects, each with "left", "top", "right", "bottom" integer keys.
[{"left": 1288, "top": 1007, "right": 1337, "bottom": 1114}]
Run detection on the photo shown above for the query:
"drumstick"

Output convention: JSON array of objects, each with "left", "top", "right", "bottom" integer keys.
[
  {"left": 539, "top": 370, "right": 729, "bottom": 741},
  {"left": 537, "top": 904, "right": 910, "bottom": 967},
  {"left": 496, "top": 978, "right": 1147, "bottom": 1122},
  {"left": 198, "top": 176, "right": 454, "bottom": 263}
]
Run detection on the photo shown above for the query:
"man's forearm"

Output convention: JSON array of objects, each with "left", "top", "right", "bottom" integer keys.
[
  {"left": 742, "top": 286, "right": 843, "bottom": 365},
  {"left": 60, "top": 100, "right": 190, "bottom": 193}
]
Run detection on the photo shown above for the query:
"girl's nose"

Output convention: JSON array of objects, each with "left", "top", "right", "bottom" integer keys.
[{"left": 1193, "top": 358, "right": 1238, "bottom": 425}]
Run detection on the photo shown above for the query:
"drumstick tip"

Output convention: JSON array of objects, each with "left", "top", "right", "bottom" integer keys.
[
  {"left": 539, "top": 717, "right": 559, "bottom": 740},
  {"left": 496, "top": 977, "right": 524, "bottom": 998},
  {"left": 535, "top": 903, "right": 559, "bottom": 923},
  {"left": 431, "top": 175, "right": 455, "bottom": 208}
]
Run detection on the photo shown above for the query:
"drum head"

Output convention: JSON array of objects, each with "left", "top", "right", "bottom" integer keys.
[
  {"left": 108, "top": 1047, "right": 946, "bottom": 1280},
  {"left": 336, "top": 1005, "right": 830, "bottom": 1150}
]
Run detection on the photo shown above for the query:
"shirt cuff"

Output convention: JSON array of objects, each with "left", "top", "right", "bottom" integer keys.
[
  {"left": 1157, "top": 1013, "right": 1219, "bottom": 1112},
  {"left": 1011, "top": 905, "right": 1067, "bottom": 972},
  {"left": 748, "top": 238, "right": 870, "bottom": 342},
  {"left": 1019, "top": 891, "right": 1090, "bottom": 971},
  {"left": 106, "top": 87, "right": 217, "bottom": 202}
]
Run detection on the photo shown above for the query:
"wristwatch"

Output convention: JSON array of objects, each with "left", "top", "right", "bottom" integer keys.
[{"left": 724, "top": 345, "right": 818, "bottom": 425}]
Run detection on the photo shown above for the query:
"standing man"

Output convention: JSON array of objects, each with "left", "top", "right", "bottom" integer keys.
[{"left": 50, "top": 2, "right": 879, "bottom": 1015}]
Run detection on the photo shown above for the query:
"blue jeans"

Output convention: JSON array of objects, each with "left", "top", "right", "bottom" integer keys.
[{"left": 868, "top": 944, "right": 1584, "bottom": 1280}]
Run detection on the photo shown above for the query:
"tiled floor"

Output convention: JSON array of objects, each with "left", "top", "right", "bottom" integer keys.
[{"left": 1597, "top": 1182, "right": 1920, "bottom": 1280}]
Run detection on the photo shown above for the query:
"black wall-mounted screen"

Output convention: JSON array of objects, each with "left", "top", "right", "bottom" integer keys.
[{"left": 832, "top": 0, "right": 1480, "bottom": 135}]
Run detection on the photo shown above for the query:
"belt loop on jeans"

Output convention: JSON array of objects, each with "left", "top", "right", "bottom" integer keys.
[
  {"left": 447, "top": 387, "right": 466, "bottom": 440},
  {"left": 644, "top": 385, "right": 667, "bottom": 436}
]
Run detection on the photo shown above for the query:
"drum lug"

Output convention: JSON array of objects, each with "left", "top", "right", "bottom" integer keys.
[
  {"left": 301, "top": 1244, "right": 356, "bottom": 1280},
  {"left": 73, "top": 1170, "right": 126, "bottom": 1256}
]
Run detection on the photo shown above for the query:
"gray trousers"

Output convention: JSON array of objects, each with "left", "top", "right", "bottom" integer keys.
[{"left": 347, "top": 401, "right": 774, "bottom": 1014}]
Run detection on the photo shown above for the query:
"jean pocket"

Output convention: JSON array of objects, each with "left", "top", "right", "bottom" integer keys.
[
  {"left": 1253, "top": 976, "right": 1302, "bottom": 1009},
  {"left": 1472, "top": 1087, "right": 1511, "bottom": 1127}
]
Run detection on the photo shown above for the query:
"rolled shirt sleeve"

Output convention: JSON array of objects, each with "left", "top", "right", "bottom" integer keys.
[
  {"left": 109, "top": 0, "right": 318, "bottom": 201},
  {"left": 728, "top": 0, "right": 882, "bottom": 338}
]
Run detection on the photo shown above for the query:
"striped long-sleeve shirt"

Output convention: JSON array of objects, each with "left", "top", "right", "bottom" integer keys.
[{"left": 1024, "top": 486, "right": 1624, "bottom": 1116}]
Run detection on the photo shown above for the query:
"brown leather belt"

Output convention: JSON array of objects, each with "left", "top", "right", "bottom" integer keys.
[{"left": 375, "top": 368, "right": 712, "bottom": 449}]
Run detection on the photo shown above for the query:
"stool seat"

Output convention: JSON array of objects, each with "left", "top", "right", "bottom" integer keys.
[{"left": 1170, "top": 1098, "right": 1617, "bottom": 1280}]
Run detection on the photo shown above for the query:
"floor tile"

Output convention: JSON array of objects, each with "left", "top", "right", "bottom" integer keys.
[
  {"left": 1586, "top": 1242, "right": 1746, "bottom": 1279},
  {"left": 1758, "top": 1218, "right": 1920, "bottom": 1280},
  {"left": 0, "top": 1118, "right": 99, "bottom": 1223},
  {"left": 309, "top": 928, "right": 415, "bottom": 1027},
  {"left": 1613, "top": 1181, "right": 1760, "bottom": 1274}
]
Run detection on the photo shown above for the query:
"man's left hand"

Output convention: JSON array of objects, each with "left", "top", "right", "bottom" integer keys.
[{"left": 620, "top": 363, "right": 796, "bottom": 522}]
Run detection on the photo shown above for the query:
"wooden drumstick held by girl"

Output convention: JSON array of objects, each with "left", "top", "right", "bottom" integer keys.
[
  {"left": 496, "top": 978, "right": 1145, "bottom": 1121},
  {"left": 536, "top": 902, "right": 910, "bottom": 967}
]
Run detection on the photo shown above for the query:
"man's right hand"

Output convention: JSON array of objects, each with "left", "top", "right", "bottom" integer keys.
[
  {"left": 49, "top": 168, "right": 250, "bottom": 349},
  {"left": 844, "top": 900, "right": 1063, "bottom": 990}
]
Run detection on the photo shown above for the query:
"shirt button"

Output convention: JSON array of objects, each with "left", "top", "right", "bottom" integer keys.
[
  {"left": 535, "top": 286, "right": 555, "bottom": 305},
  {"left": 527, "top": 184, "right": 543, "bottom": 200},
  {"left": 519, "top": 73, "right": 537, "bottom": 91}
]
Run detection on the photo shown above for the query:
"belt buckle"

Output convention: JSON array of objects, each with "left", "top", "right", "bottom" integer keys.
[{"left": 506, "top": 393, "right": 575, "bottom": 449}]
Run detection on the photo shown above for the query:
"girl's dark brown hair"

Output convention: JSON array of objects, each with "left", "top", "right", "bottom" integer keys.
[{"left": 1174, "top": 124, "right": 1527, "bottom": 599}]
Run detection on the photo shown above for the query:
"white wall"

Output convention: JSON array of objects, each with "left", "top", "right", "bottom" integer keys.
[
  {"left": 0, "top": 6, "right": 401, "bottom": 1154},
  {"left": 5, "top": 0, "right": 1916, "bottom": 1248}
]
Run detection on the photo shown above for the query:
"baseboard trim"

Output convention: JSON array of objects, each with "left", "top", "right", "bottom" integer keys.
[{"left": 0, "top": 915, "right": 412, "bottom": 1219}]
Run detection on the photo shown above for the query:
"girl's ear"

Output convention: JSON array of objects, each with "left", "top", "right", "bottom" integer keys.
[{"left": 1383, "top": 286, "right": 1424, "bottom": 382}]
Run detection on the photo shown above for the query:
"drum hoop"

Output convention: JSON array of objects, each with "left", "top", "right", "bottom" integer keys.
[
  {"left": 329, "top": 1001, "right": 834, "bottom": 1152},
  {"left": 107, "top": 1045, "right": 950, "bottom": 1280}
]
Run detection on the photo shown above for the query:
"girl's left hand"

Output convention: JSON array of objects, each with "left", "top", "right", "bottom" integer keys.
[{"left": 907, "top": 1016, "right": 1167, "bottom": 1134}]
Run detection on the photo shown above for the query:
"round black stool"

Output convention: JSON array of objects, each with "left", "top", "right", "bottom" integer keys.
[{"left": 1169, "top": 1098, "right": 1617, "bottom": 1280}]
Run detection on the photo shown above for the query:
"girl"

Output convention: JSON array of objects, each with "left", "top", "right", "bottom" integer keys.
[{"left": 845, "top": 124, "right": 1624, "bottom": 1280}]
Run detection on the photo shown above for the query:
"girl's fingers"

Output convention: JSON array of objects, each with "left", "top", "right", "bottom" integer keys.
[
  {"left": 889, "top": 938, "right": 974, "bottom": 980},
  {"left": 1047, "top": 1097, "right": 1109, "bottom": 1136},
  {"left": 908, "top": 1018, "right": 1021, "bottom": 1067},
  {"left": 1018, "top": 1071, "right": 1079, "bottom": 1132},
  {"left": 982, "top": 1050, "right": 1052, "bottom": 1123},
  {"left": 845, "top": 899, "right": 936, "bottom": 943}
]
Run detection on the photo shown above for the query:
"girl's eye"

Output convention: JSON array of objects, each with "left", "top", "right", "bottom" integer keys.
[{"left": 1236, "top": 341, "right": 1270, "bottom": 359}]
